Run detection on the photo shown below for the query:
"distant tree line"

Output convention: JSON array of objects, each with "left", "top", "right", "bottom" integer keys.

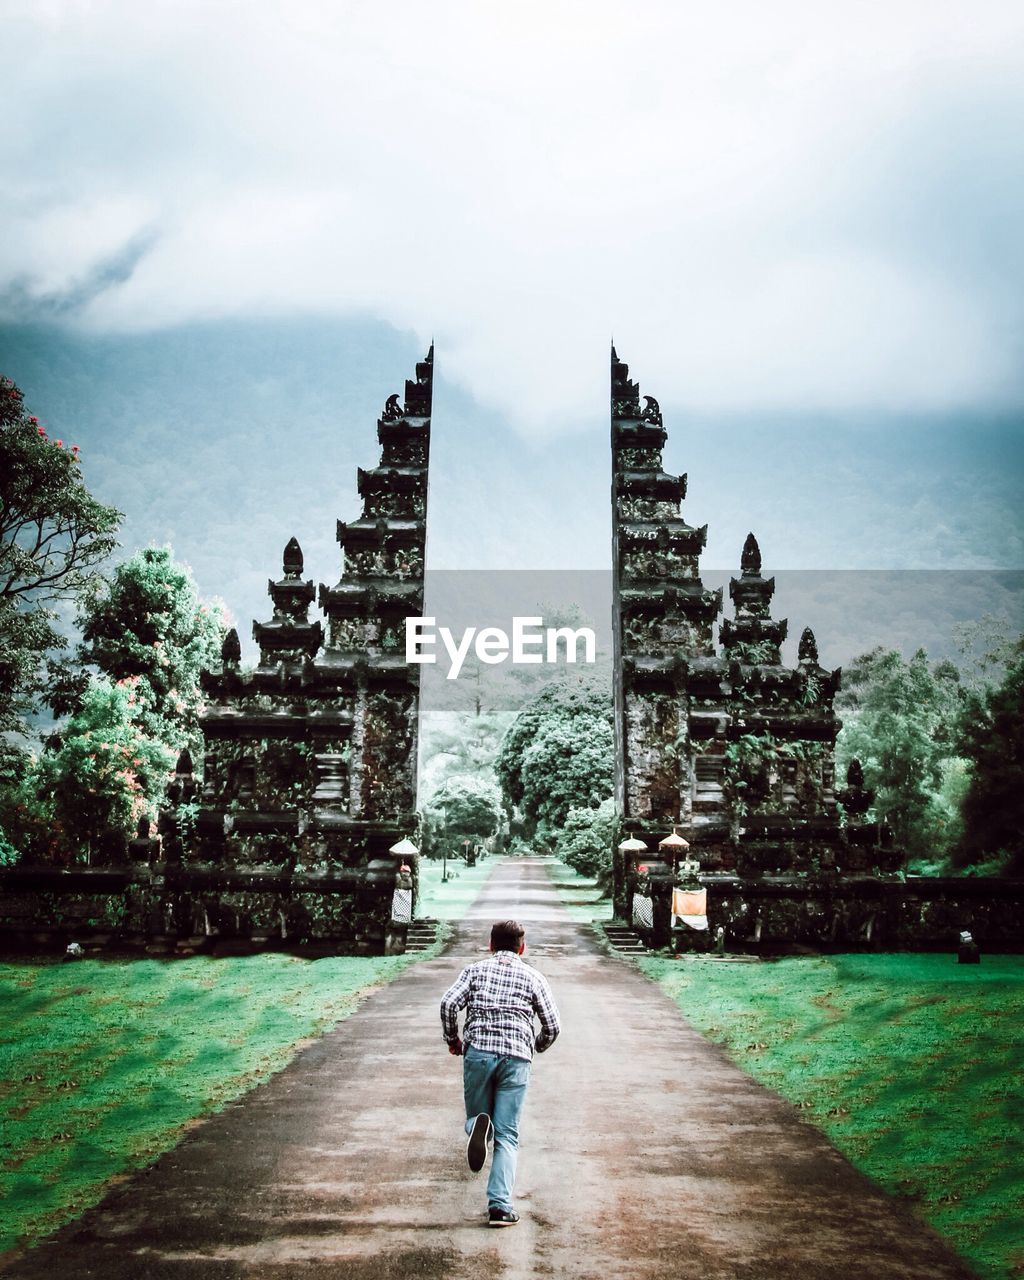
[
  {"left": 479, "top": 632, "right": 1023, "bottom": 881},
  {"left": 836, "top": 628, "right": 1024, "bottom": 876}
]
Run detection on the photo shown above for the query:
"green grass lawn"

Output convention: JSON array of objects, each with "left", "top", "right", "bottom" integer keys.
[
  {"left": 417, "top": 855, "right": 496, "bottom": 919},
  {"left": 544, "top": 858, "right": 613, "bottom": 922},
  {"left": 0, "top": 949, "right": 426, "bottom": 1254},
  {"left": 639, "top": 952, "right": 1024, "bottom": 1280},
  {"left": 0, "top": 857, "right": 491, "bottom": 1254}
]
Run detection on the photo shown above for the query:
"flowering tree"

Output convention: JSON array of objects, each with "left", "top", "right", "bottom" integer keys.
[{"left": 0, "top": 376, "right": 121, "bottom": 743}]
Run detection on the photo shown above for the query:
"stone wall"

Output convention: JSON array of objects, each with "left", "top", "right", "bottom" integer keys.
[
  {"left": 0, "top": 861, "right": 414, "bottom": 955},
  {"left": 673, "top": 875, "right": 1024, "bottom": 952}
]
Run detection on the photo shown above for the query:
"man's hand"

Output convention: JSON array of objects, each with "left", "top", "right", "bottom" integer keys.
[{"left": 447, "top": 1037, "right": 463, "bottom": 1056}]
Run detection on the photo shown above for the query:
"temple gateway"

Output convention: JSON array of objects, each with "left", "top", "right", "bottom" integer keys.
[
  {"left": 159, "top": 347, "right": 435, "bottom": 952},
  {"left": 609, "top": 348, "right": 900, "bottom": 949},
  {"left": 3, "top": 345, "right": 1020, "bottom": 954}
]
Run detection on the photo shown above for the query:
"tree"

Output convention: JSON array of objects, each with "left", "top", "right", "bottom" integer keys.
[
  {"left": 836, "top": 647, "right": 966, "bottom": 866},
  {"left": 5, "top": 547, "right": 223, "bottom": 865},
  {"left": 0, "top": 376, "right": 121, "bottom": 739},
  {"left": 78, "top": 546, "right": 226, "bottom": 756},
  {"left": 419, "top": 708, "right": 515, "bottom": 800},
  {"left": 423, "top": 774, "right": 501, "bottom": 857},
  {"left": 559, "top": 798, "right": 619, "bottom": 879},
  {"left": 953, "top": 649, "right": 1024, "bottom": 875},
  {"left": 496, "top": 674, "right": 614, "bottom": 851},
  {"left": 952, "top": 614, "right": 1024, "bottom": 692},
  {"left": 31, "top": 678, "right": 175, "bottom": 862}
]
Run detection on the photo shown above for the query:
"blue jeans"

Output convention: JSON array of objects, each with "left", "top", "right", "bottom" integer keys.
[{"left": 462, "top": 1045, "right": 532, "bottom": 1212}]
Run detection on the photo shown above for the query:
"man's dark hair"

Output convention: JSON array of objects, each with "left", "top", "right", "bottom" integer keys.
[{"left": 491, "top": 920, "right": 525, "bottom": 952}]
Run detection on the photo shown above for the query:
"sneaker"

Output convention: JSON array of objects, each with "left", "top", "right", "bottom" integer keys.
[
  {"left": 488, "top": 1207, "right": 520, "bottom": 1227},
  {"left": 467, "top": 1113, "right": 492, "bottom": 1173}
]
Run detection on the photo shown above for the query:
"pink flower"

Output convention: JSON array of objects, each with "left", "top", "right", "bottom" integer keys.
[
  {"left": 37, "top": 426, "right": 46, "bottom": 436},
  {"left": 29, "top": 416, "right": 38, "bottom": 424}
]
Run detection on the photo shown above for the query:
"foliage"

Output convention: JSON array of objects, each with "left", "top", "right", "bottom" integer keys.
[
  {"left": 0, "top": 950, "right": 424, "bottom": 1253},
  {"left": 422, "top": 774, "right": 501, "bottom": 856},
  {"left": 836, "top": 647, "right": 966, "bottom": 866},
  {"left": 729, "top": 639, "right": 777, "bottom": 665},
  {"left": 0, "top": 546, "right": 226, "bottom": 863},
  {"left": 557, "top": 797, "right": 619, "bottom": 879},
  {"left": 0, "top": 824, "right": 18, "bottom": 866},
  {"left": 418, "top": 706, "right": 515, "bottom": 804},
  {"left": 722, "top": 732, "right": 774, "bottom": 822},
  {"left": 31, "top": 679, "right": 176, "bottom": 861},
  {"left": 419, "top": 602, "right": 610, "bottom": 804},
  {"left": 495, "top": 674, "right": 614, "bottom": 851},
  {"left": 78, "top": 545, "right": 226, "bottom": 756},
  {"left": 640, "top": 953, "right": 1024, "bottom": 1280},
  {"left": 721, "top": 733, "right": 828, "bottom": 830},
  {"left": 952, "top": 613, "right": 1024, "bottom": 692},
  {"left": 0, "top": 376, "right": 121, "bottom": 739},
  {"left": 954, "top": 649, "right": 1024, "bottom": 875}
]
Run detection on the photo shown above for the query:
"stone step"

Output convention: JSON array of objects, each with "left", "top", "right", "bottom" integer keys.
[
  {"left": 405, "top": 918, "right": 439, "bottom": 952},
  {"left": 601, "top": 924, "right": 649, "bottom": 955}
]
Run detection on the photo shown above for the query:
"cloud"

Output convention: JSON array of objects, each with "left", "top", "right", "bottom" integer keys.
[
  {"left": 2, "top": 0, "right": 1024, "bottom": 435},
  {"left": 0, "top": 223, "right": 158, "bottom": 319}
]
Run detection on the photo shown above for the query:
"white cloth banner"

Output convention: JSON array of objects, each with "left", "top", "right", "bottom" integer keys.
[{"left": 672, "top": 887, "right": 708, "bottom": 931}]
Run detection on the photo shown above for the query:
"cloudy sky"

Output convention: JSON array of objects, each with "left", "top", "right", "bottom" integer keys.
[
  {"left": 1, "top": 0, "right": 1022, "bottom": 657},
  {"left": 4, "top": 0, "right": 1024, "bottom": 437}
]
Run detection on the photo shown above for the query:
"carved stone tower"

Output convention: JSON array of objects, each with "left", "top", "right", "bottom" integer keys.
[
  {"left": 610, "top": 348, "right": 899, "bottom": 945},
  {"left": 166, "top": 347, "right": 434, "bottom": 953}
]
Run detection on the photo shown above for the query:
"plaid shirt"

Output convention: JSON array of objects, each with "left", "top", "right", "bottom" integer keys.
[{"left": 440, "top": 951, "right": 560, "bottom": 1061}]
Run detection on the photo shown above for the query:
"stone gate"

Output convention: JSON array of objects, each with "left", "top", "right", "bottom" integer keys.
[
  {"left": 2, "top": 342, "right": 1021, "bottom": 954},
  {"left": 610, "top": 347, "right": 905, "bottom": 947}
]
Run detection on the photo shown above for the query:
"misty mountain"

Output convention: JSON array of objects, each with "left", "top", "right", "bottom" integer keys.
[{"left": 1, "top": 316, "right": 1021, "bottom": 666}]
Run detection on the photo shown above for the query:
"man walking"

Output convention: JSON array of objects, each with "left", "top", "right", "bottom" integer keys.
[{"left": 440, "top": 919, "right": 560, "bottom": 1227}]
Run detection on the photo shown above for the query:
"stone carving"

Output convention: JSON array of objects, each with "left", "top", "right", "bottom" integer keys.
[
  {"left": 642, "top": 395, "right": 663, "bottom": 426},
  {"left": 221, "top": 628, "right": 241, "bottom": 668},
  {"left": 740, "top": 531, "right": 761, "bottom": 577},
  {"left": 283, "top": 536, "right": 304, "bottom": 578},
  {"left": 838, "top": 757, "right": 874, "bottom": 816},
  {"left": 798, "top": 626, "right": 819, "bottom": 665}
]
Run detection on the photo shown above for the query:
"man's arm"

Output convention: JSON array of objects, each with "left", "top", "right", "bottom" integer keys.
[
  {"left": 532, "top": 971, "right": 560, "bottom": 1053},
  {"left": 439, "top": 966, "right": 472, "bottom": 1050}
]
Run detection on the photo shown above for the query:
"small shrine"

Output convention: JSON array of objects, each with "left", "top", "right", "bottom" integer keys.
[
  {"left": 610, "top": 347, "right": 900, "bottom": 948},
  {"left": 158, "top": 347, "right": 434, "bottom": 953}
]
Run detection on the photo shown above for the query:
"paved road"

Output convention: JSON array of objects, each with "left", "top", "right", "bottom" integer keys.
[{"left": 2, "top": 858, "right": 977, "bottom": 1279}]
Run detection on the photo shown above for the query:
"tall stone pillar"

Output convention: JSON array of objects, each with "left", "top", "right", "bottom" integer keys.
[{"left": 169, "top": 347, "right": 434, "bottom": 953}]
